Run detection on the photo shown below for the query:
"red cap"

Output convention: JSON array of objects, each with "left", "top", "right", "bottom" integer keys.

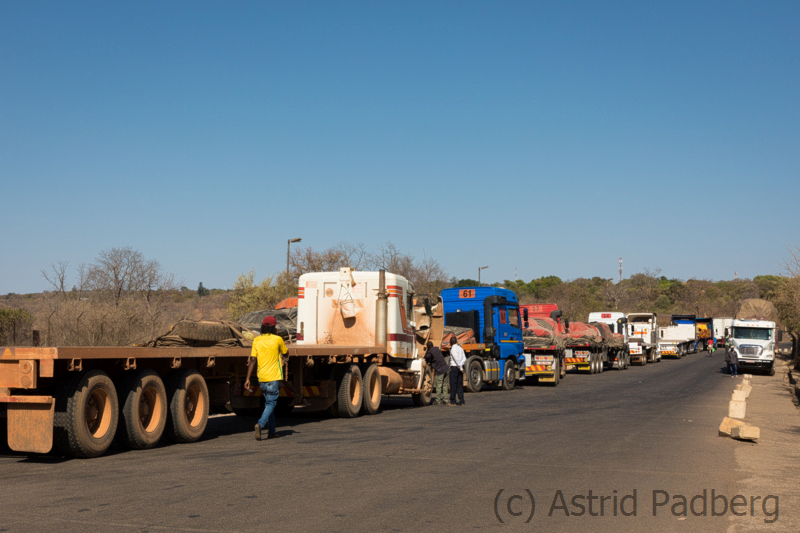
[{"left": 262, "top": 316, "right": 277, "bottom": 326}]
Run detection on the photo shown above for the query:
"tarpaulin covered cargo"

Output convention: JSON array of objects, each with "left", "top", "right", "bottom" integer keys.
[
  {"left": 563, "top": 322, "right": 603, "bottom": 348},
  {"left": 736, "top": 299, "right": 779, "bottom": 322},
  {"left": 523, "top": 318, "right": 565, "bottom": 350},
  {"left": 590, "top": 322, "right": 624, "bottom": 349},
  {"left": 238, "top": 307, "right": 298, "bottom": 342},
  {"left": 441, "top": 326, "right": 477, "bottom": 349}
]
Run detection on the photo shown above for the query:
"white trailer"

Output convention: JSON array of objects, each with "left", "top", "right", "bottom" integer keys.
[
  {"left": 713, "top": 318, "right": 733, "bottom": 345},
  {"left": 658, "top": 324, "right": 696, "bottom": 358},
  {"left": 626, "top": 313, "right": 660, "bottom": 365}
]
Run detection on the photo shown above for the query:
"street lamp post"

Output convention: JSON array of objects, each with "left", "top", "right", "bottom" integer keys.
[
  {"left": 478, "top": 265, "right": 488, "bottom": 285},
  {"left": 287, "top": 238, "right": 302, "bottom": 298}
]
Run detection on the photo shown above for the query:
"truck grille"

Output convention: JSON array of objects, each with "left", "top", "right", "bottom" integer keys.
[{"left": 738, "top": 345, "right": 762, "bottom": 357}]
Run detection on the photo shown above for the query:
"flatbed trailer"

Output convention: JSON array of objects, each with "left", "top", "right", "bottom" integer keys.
[{"left": 0, "top": 269, "right": 436, "bottom": 458}]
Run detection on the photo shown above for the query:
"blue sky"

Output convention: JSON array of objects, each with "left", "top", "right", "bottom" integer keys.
[{"left": 2, "top": 1, "right": 798, "bottom": 294}]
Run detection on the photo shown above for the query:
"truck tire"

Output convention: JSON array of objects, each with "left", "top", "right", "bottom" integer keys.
[
  {"left": 172, "top": 320, "right": 232, "bottom": 342},
  {"left": 768, "top": 365, "right": 775, "bottom": 377},
  {"left": 589, "top": 353, "right": 597, "bottom": 374},
  {"left": 116, "top": 370, "right": 167, "bottom": 450},
  {"left": 560, "top": 353, "right": 567, "bottom": 379},
  {"left": 164, "top": 369, "right": 209, "bottom": 443},
  {"left": 549, "top": 358, "right": 560, "bottom": 387},
  {"left": 412, "top": 367, "right": 434, "bottom": 407},
  {"left": 54, "top": 369, "right": 119, "bottom": 458},
  {"left": 465, "top": 357, "right": 484, "bottom": 393},
  {"left": 336, "top": 364, "right": 363, "bottom": 418},
  {"left": 598, "top": 350, "right": 605, "bottom": 373},
  {"left": 360, "top": 364, "right": 382, "bottom": 415},
  {"left": 501, "top": 359, "right": 516, "bottom": 390}
]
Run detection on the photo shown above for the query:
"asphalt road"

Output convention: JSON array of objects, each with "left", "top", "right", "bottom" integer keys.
[{"left": 1, "top": 349, "right": 797, "bottom": 532}]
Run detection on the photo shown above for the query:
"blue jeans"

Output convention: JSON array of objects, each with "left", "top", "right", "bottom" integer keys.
[
  {"left": 729, "top": 363, "right": 738, "bottom": 376},
  {"left": 258, "top": 381, "right": 280, "bottom": 435}
]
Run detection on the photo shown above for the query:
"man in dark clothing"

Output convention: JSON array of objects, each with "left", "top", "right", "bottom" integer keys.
[
  {"left": 424, "top": 341, "right": 449, "bottom": 405},
  {"left": 725, "top": 345, "right": 738, "bottom": 377}
]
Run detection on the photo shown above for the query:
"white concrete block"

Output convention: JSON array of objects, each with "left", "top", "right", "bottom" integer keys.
[
  {"left": 719, "top": 417, "right": 746, "bottom": 437},
  {"left": 732, "top": 390, "right": 747, "bottom": 401},
  {"left": 728, "top": 399, "right": 746, "bottom": 419},
  {"left": 731, "top": 424, "right": 760, "bottom": 442}
]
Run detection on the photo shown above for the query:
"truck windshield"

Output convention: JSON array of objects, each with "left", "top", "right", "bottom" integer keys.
[{"left": 732, "top": 327, "right": 771, "bottom": 340}]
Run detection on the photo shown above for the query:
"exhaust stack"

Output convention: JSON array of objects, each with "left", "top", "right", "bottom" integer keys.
[{"left": 375, "top": 269, "right": 387, "bottom": 349}]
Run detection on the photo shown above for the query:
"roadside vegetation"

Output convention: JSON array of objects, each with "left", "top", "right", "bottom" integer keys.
[{"left": 1, "top": 241, "right": 798, "bottom": 348}]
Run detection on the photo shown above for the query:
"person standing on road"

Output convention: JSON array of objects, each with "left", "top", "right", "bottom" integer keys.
[
  {"left": 244, "top": 316, "right": 288, "bottom": 440},
  {"left": 449, "top": 338, "right": 466, "bottom": 406},
  {"left": 725, "top": 344, "right": 738, "bottom": 377},
  {"left": 424, "top": 341, "right": 449, "bottom": 405},
  {"left": 707, "top": 338, "right": 715, "bottom": 356}
]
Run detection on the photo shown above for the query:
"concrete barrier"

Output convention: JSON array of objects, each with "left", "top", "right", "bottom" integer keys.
[
  {"left": 719, "top": 417, "right": 746, "bottom": 437},
  {"left": 732, "top": 390, "right": 747, "bottom": 402},
  {"left": 729, "top": 399, "right": 746, "bottom": 419},
  {"left": 731, "top": 424, "right": 760, "bottom": 442},
  {"left": 735, "top": 383, "right": 752, "bottom": 398}
]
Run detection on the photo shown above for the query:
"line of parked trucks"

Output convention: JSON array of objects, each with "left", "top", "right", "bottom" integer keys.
[{"left": 0, "top": 268, "right": 780, "bottom": 458}]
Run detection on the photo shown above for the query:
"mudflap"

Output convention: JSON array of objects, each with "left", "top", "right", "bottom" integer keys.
[{"left": 6, "top": 397, "right": 54, "bottom": 454}]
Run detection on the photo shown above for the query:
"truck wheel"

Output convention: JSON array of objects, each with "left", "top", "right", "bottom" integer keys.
[
  {"left": 549, "top": 358, "right": 560, "bottom": 387},
  {"left": 360, "top": 364, "right": 382, "bottom": 415},
  {"left": 54, "top": 370, "right": 119, "bottom": 458},
  {"left": 768, "top": 366, "right": 775, "bottom": 377},
  {"left": 164, "top": 369, "right": 209, "bottom": 443},
  {"left": 172, "top": 320, "right": 232, "bottom": 342},
  {"left": 412, "top": 367, "right": 434, "bottom": 407},
  {"left": 465, "top": 357, "right": 484, "bottom": 393},
  {"left": 116, "top": 370, "right": 167, "bottom": 450},
  {"left": 336, "top": 364, "right": 363, "bottom": 418},
  {"left": 501, "top": 359, "right": 516, "bottom": 390},
  {"left": 598, "top": 351, "right": 605, "bottom": 373},
  {"left": 560, "top": 355, "right": 566, "bottom": 379},
  {"left": 589, "top": 353, "right": 597, "bottom": 374}
]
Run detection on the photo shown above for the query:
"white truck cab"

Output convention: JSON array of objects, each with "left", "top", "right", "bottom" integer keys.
[
  {"left": 587, "top": 311, "right": 627, "bottom": 339},
  {"left": 626, "top": 313, "right": 660, "bottom": 364},
  {"left": 730, "top": 319, "right": 777, "bottom": 375}
]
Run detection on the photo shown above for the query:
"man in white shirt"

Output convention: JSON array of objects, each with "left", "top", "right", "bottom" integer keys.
[{"left": 449, "top": 338, "right": 467, "bottom": 406}]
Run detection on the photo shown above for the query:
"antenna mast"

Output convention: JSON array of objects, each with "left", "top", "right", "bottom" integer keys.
[{"left": 618, "top": 257, "right": 623, "bottom": 283}]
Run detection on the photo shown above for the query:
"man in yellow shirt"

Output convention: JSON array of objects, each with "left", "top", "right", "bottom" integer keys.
[{"left": 244, "top": 316, "right": 288, "bottom": 440}]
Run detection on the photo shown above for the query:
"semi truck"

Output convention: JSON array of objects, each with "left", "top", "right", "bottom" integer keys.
[
  {"left": 0, "top": 268, "right": 439, "bottom": 457},
  {"left": 520, "top": 304, "right": 567, "bottom": 385},
  {"left": 657, "top": 322, "right": 696, "bottom": 358},
  {"left": 670, "top": 315, "right": 699, "bottom": 354},
  {"left": 713, "top": 318, "right": 733, "bottom": 346},
  {"left": 587, "top": 312, "right": 630, "bottom": 370},
  {"left": 696, "top": 317, "right": 714, "bottom": 350},
  {"left": 440, "top": 287, "right": 525, "bottom": 392},
  {"left": 729, "top": 318, "right": 777, "bottom": 376},
  {"left": 626, "top": 313, "right": 660, "bottom": 364}
]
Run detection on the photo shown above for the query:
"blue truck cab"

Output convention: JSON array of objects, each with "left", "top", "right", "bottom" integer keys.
[{"left": 440, "top": 287, "right": 525, "bottom": 392}]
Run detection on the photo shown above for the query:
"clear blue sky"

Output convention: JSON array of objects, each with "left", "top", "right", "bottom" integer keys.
[{"left": 2, "top": 1, "right": 798, "bottom": 294}]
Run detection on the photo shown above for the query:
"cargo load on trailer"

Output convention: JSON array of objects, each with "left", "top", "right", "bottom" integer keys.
[
  {"left": 587, "top": 311, "right": 630, "bottom": 370},
  {"left": 562, "top": 321, "right": 610, "bottom": 374},
  {"left": 520, "top": 305, "right": 567, "bottom": 385},
  {"left": 736, "top": 299, "right": 779, "bottom": 322}
]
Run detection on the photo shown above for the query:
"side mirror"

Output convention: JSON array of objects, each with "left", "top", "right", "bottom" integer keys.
[
  {"left": 424, "top": 298, "right": 432, "bottom": 318},
  {"left": 523, "top": 308, "right": 529, "bottom": 321},
  {"left": 778, "top": 330, "right": 783, "bottom": 342},
  {"left": 564, "top": 318, "right": 570, "bottom": 332},
  {"left": 724, "top": 328, "right": 729, "bottom": 337}
]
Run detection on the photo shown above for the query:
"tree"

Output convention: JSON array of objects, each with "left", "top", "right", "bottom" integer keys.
[
  {"left": 453, "top": 278, "right": 480, "bottom": 288},
  {"left": 226, "top": 270, "right": 283, "bottom": 320},
  {"left": 197, "top": 282, "right": 210, "bottom": 297}
]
